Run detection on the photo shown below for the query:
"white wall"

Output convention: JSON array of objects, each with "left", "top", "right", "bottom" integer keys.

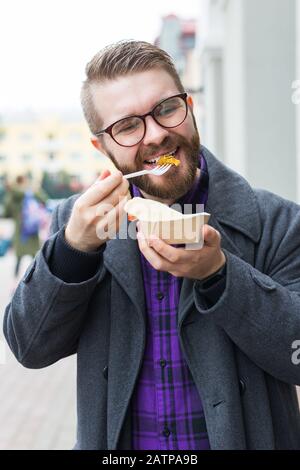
[
  {"left": 198, "top": 0, "right": 225, "bottom": 159},
  {"left": 297, "top": 0, "right": 300, "bottom": 203},
  {"left": 199, "top": 0, "right": 298, "bottom": 202},
  {"left": 223, "top": 0, "right": 246, "bottom": 176},
  {"left": 242, "top": 0, "right": 297, "bottom": 202}
]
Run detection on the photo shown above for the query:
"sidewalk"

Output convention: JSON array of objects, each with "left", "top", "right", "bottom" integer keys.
[{"left": 0, "top": 251, "right": 76, "bottom": 450}]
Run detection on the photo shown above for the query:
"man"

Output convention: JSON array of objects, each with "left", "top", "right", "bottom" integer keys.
[{"left": 3, "top": 40, "right": 300, "bottom": 450}]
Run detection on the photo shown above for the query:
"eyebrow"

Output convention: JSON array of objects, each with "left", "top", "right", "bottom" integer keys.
[{"left": 113, "top": 93, "right": 177, "bottom": 122}]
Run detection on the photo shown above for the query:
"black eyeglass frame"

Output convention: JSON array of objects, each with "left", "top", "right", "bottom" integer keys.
[{"left": 94, "top": 92, "right": 188, "bottom": 147}]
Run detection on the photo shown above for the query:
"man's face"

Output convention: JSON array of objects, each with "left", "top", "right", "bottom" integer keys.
[{"left": 91, "top": 69, "right": 200, "bottom": 201}]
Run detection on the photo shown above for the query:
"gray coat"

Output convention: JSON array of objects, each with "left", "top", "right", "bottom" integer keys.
[{"left": 3, "top": 146, "right": 300, "bottom": 450}]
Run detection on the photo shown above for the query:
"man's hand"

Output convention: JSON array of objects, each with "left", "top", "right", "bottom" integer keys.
[
  {"left": 65, "top": 169, "right": 130, "bottom": 252},
  {"left": 136, "top": 223, "right": 226, "bottom": 280}
]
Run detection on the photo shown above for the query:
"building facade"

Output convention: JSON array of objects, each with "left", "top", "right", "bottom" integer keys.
[
  {"left": 155, "top": 14, "right": 203, "bottom": 125},
  {"left": 0, "top": 112, "right": 114, "bottom": 187},
  {"left": 198, "top": 0, "right": 299, "bottom": 202}
]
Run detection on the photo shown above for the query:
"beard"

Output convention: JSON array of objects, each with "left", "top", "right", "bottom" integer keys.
[{"left": 105, "top": 124, "right": 201, "bottom": 201}]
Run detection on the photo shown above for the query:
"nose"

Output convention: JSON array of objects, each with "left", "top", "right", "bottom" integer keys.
[{"left": 142, "top": 115, "right": 169, "bottom": 146}]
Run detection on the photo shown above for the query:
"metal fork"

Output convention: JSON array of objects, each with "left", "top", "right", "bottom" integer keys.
[{"left": 124, "top": 164, "right": 172, "bottom": 180}]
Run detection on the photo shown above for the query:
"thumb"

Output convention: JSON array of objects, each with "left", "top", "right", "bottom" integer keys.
[{"left": 203, "top": 224, "right": 221, "bottom": 247}]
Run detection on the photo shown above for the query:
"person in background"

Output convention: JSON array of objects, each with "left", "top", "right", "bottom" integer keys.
[{"left": 3, "top": 175, "right": 48, "bottom": 279}]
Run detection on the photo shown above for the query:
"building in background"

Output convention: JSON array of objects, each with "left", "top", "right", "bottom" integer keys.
[
  {"left": 155, "top": 14, "right": 197, "bottom": 85},
  {"left": 155, "top": 14, "right": 203, "bottom": 125},
  {"left": 198, "top": 0, "right": 299, "bottom": 203},
  {"left": 297, "top": 0, "right": 300, "bottom": 203},
  {"left": 0, "top": 111, "right": 114, "bottom": 189}
]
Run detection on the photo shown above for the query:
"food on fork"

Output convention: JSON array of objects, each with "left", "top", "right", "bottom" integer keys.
[{"left": 157, "top": 154, "right": 180, "bottom": 166}]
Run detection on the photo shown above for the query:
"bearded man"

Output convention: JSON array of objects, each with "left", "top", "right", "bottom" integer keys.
[{"left": 4, "top": 40, "right": 300, "bottom": 450}]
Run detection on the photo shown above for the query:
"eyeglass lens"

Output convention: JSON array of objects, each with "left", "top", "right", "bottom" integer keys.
[{"left": 111, "top": 95, "right": 187, "bottom": 146}]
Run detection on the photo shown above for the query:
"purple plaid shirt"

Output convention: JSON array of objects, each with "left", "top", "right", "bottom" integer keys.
[{"left": 130, "top": 153, "right": 210, "bottom": 450}]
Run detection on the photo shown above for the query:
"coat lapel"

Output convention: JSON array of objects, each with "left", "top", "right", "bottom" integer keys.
[
  {"left": 202, "top": 146, "right": 261, "bottom": 243},
  {"left": 178, "top": 146, "right": 262, "bottom": 327},
  {"left": 178, "top": 213, "right": 243, "bottom": 326},
  {"left": 177, "top": 147, "right": 264, "bottom": 448},
  {"left": 103, "top": 219, "right": 145, "bottom": 321},
  {"left": 177, "top": 213, "right": 249, "bottom": 448}
]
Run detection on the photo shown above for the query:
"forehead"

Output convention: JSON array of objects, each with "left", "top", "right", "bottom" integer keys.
[{"left": 91, "top": 69, "right": 180, "bottom": 126}]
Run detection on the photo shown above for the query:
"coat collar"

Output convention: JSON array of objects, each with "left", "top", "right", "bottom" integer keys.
[
  {"left": 103, "top": 224, "right": 146, "bottom": 323},
  {"left": 202, "top": 145, "right": 261, "bottom": 243}
]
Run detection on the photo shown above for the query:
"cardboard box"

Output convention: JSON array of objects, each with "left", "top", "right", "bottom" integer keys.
[{"left": 124, "top": 197, "right": 210, "bottom": 249}]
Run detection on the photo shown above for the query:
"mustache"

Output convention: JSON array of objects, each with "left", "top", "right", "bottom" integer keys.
[{"left": 137, "top": 137, "right": 181, "bottom": 162}]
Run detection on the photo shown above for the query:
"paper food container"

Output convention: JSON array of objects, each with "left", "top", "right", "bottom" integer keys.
[{"left": 124, "top": 197, "right": 210, "bottom": 248}]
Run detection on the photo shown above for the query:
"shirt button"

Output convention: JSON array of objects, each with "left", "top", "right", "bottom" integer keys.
[
  {"left": 159, "top": 359, "right": 167, "bottom": 368},
  {"left": 156, "top": 292, "right": 164, "bottom": 300},
  {"left": 162, "top": 427, "right": 171, "bottom": 437}
]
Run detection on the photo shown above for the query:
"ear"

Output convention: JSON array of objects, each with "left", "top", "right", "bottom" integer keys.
[
  {"left": 187, "top": 95, "right": 194, "bottom": 110},
  {"left": 91, "top": 137, "right": 108, "bottom": 157}
]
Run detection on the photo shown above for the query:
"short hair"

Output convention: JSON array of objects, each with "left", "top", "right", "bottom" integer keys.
[{"left": 80, "top": 40, "right": 184, "bottom": 135}]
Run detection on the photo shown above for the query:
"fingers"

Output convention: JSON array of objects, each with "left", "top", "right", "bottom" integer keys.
[
  {"left": 135, "top": 224, "right": 223, "bottom": 277},
  {"left": 95, "top": 195, "right": 128, "bottom": 241},
  {"left": 203, "top": 224, "right": 221, "bottom": 247},
  {"left": 136, "top": 230, "right": 173, "bottom": 272},
  {"left": 79, "top": 171, "right": 126, "bottom": 207},
  {"left": 94, "top": 178, "right": 129, "bottom": 215},
  {"left": 147, "top": 235, "right": 186, "bottom": 263}
]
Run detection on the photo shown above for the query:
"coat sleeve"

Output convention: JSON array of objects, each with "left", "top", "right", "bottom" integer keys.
[
  {"left": 194, "top": 190, "right": 300, "bottom": 385},
  {"left": 3, "top": 196, "right": 105, "bottom": 369}
]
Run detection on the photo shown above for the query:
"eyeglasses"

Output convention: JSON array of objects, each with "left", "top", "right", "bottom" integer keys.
[{"left": 94, "top": 92, "right": 188, "bottom": 147}]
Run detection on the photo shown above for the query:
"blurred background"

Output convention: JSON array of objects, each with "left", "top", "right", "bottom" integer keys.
[{"left": 0, "top": 0, "right": 299, "bottom": 449}]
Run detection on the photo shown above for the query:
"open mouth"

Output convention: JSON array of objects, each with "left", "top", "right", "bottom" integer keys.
[{"left": 143, "top": 147, "right": 179, "bottom": 168}]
